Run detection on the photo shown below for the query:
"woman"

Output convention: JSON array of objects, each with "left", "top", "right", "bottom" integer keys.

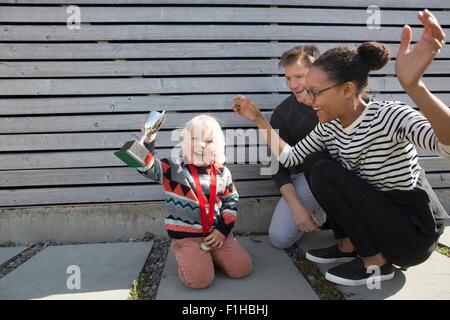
[{"left": 232, "top": 10, "right": 449, "bottom": 286}]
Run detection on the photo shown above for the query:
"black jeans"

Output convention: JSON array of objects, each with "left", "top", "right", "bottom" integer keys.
[{"left": 303, "top": 152, "right": 440, "bottom": 268}]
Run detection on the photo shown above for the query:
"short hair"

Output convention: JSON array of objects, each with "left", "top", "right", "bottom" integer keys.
[
  {"left": 278, "top": 45, "right": 320, "bottom": 68},
  {"left": 179, "top": 114, "right": 226, "bottom": 165}
]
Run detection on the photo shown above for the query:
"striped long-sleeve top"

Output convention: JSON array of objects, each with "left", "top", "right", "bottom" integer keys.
[
  {"left": 137, "top": 141, "right": 239, "bottom": 239},
  {"left": 279, "top": 100, "right": 450, "bottom": 192}
]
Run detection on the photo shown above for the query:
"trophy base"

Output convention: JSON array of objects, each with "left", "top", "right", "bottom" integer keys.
[
  {"left": 114, "top": 140, "right": 149, "bottom": 168},
  {"left": 200, "top": 242, "right": 212, "bottom": 251}
]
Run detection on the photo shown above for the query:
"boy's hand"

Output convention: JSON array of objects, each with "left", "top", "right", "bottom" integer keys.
[
  {"left": 139, "top": 123, "right": 157, "bottom": 144},
  {"left": 203, "top": 229, "right": 225, "bottom": 249}
]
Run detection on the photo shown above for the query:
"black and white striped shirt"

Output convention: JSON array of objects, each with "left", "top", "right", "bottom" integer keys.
[{"left": 279, "top": 101, "right": 450, "bottom": 191}]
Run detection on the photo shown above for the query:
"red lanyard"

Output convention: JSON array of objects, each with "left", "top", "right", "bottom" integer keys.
[{"left": 189, "top": 164, "right": 217, "bottom": 234}]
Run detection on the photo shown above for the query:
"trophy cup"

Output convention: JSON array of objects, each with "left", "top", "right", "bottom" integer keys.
[{"left": 114, "top": 110, "right": 166, "bottom": 168}]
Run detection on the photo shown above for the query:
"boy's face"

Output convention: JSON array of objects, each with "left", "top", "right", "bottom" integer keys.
[{"left": 185, "top": 126, "right": 216, "bottom": 166}]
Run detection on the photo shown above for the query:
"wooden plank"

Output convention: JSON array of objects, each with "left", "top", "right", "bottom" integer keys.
[
  {"left": 0, "top": 94, "right": 287, "bottom": 115},
  {"left": 0, "top": 60, "right": 281, "bottom": 78},
  {"left": 0, "top": 111, "right": 271, "bottom": 133},
  {"left": 2, "top": 25, "right": 442, "bottom": 42},
  {"left": 0, "top": 128, "right": 275, "bottom": 150},
  {"left": 4, "top": 162, "right": 450, "bottom": 188},
  {"left": 0, "top": 150, "right": 131, "bottom": 170},
  {"left": 0, "top": 77, "right": 448, "bottom": 96},
  {"left": 420, "top": 157, "right": 450, "bottom": 172},
  {"left": 0, "top": 180, "right": 279, "bottom": 207},
  {"left": 1, "top": 59, "right": 448, "bottom": 78},
  {"left": 1, "top": 173, "right": 448, "bottom": 207},
  {"left": 0, "top": 1, "right": 446, "bottom": 9},
  {"left": 2, "top": 160, "right": 449, "bottom": 188},
  {"left": 425, "top": 173, "right": 450, "bottom": 189},
  {"left": 2, "top": 106, "right": 450, "bottom": 150},
  {"left": 1, "top": 7, "right": 449, "bottom": 25},
  {"left": 371, "top": 93, "right": 450, "bottom": 108},
  {"left": 0, "top": 164, "right": 269, "bottom": 187},
  {"left": 434, "top": 190, "right": 450, "bottom": 214},
  {"left": 372, "top": 60, "right": 450, "bottom": 75},
  {"left": 1, "top": 43, "right": 449, "bottom": 60},
  {"left": 0, "top": 131, "right": 180, "bottom": 151},
  {"left": 1, "top": 93, "right": 449, "bottom": 116},
  {"left": 0, "top": 145, "right": 445, "bottom": 171},
  {"left": 0, "top": 77, "right": 287, "bottom": 96},
  {"left": 3, "top": 95, "right": 450, "bottom": 133},
  {"left": 0, "top": 147, "right": 271, "bottom": 170}
]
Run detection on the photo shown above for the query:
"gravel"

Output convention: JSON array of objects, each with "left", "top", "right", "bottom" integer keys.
[
  {"left": 0, "top": 243, "right": 47, "bottom": 280},
  {"left": 285, "top": 245, "right": 345, "bottom": 300},
  {"left": 129, "top": 237, "right": 171, "bottom": 300}
]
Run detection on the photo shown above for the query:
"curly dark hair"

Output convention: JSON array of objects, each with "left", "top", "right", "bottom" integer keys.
[{"left": 312, "top": 41, "right": 390, "bottom": 94}]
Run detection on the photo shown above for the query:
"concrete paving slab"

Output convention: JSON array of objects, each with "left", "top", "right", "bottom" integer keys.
[
  {"left": 297, "top": 230, "right": 337, "bottom": 253},
  {"left": 297, "top": 231, "right": 450, "bottom": 300},
  {"left": 0, "top": 247, "right": 26, "bottom": 265},
  {"left": 0, "top": 242, "right": 153, "bottom": 300},
  {"left": 156, "top": 236, "right": 319, "bottom": 300},
  {"left": 438, "top": 226, "right": 450, "bottom": 247}
]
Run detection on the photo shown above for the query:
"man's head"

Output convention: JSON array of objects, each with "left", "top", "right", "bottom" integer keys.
[{"left": 279, "top": 45, "right": 320, "bottom": 104}]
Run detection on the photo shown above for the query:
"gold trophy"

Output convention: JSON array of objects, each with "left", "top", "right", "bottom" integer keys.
[{"left": 114, "top": 111, "right": 165, "bottom": 167}]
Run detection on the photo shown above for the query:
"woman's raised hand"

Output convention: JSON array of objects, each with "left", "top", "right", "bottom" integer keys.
[
  {"left": 232, "top": 95, "right": 263, "bottom": 122},
  {"left": 396, "top": 9, "right": 446, "bottom": 90}
]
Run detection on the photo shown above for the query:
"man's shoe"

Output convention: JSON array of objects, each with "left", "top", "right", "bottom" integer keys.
[
  {"left": 325, "top": 258, "right": 395, "bottom": 286},
  {"left": 306, "top": 244, "right": 357, "bottom": 264}
]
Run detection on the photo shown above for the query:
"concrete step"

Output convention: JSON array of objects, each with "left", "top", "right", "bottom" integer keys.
[
  {"left": 0, "top": 242, "right": 153, "bottom": 300},
  {"left": 156, "top": 235, "right": 319, "bottom": 300},
  {"left": 438, "top": 226, "right": 450, "bottom": 247},
  {"left": 297, "top": 230, "right": 450, "bottom": 300}
]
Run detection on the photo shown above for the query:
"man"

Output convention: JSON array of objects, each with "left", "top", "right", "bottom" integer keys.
[{"left": 268, "top": 45, "right": 327, "bottom": 249}]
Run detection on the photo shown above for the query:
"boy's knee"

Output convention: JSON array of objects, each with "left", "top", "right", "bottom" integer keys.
[
  {"left": 225, "top": 257, "right": 253, "bottom": 279},
  {"left": 179, "top": 269, "right": 214, "bottom": 289}
]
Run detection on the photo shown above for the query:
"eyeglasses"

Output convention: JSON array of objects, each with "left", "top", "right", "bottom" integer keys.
[{"left": 304, "top": 83, "right": 341, "bottom": 103}]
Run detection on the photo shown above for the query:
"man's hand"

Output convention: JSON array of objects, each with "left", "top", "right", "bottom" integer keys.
[
  {"left": 203, "top": 229, "right": 226, "bottom": 249},
  {"left": 396, "top": 9, "right": 446, "bottom": 91},
  {"left": 292, "top": 205, "right": 321, "bottom": 233},
  {"left": 232, "top": 95, "right": 263, "bottom": 122}
]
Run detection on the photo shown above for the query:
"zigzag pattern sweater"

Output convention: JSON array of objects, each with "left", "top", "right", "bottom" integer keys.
[{"left": 137, "top": 141, "right": 239, "bottom": 239}]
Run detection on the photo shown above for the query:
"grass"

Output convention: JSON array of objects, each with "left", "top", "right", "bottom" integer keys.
[
  {"left": 435, "top": 243, "right": 450, "bottom": 258},
  {"left": 129, "top": 273, "right": 153, "bottom": 300}
]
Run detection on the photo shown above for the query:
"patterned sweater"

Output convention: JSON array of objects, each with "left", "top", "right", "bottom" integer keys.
[{"left": 137, "top": 141, "right": 239, "bottom": 239}]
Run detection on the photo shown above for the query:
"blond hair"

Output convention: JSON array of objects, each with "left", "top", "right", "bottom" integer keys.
[{"left": 179, "top": 114, "right": 226, "bottom": 165}]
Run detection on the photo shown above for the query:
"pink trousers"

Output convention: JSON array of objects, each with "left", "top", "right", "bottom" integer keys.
[{"left": 172, "top": 234, "right": 253, "bottom": 289}]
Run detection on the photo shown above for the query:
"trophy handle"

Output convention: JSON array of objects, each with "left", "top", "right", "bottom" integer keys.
[{"left": 138, "top": 133, "right": 147, "bottom": 145}]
